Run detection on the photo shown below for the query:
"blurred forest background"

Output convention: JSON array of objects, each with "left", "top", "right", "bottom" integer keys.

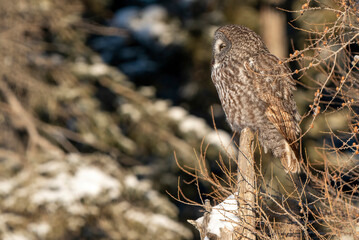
[{"left": 0, "top": 0, "right": 358, "bottom": 239}]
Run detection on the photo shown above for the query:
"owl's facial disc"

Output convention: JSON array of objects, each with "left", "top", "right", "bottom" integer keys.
[
  {"left": 212, "top": 32, "right": 231, "bottom": 67},
  {"left": 214, "top": 39, "right": 226, "bottom": 54}
]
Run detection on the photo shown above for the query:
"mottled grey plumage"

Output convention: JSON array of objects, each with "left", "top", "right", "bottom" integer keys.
[{"left": 211, "top": 25, "right": 301, "bottom": 173}]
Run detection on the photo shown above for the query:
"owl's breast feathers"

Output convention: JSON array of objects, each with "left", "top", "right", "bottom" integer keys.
[
  {"left": 245, "top": 52, "right": 301, "bottom": 154},
  {"left": 212, "top": 60, "right": 256, "bottom": 130}
]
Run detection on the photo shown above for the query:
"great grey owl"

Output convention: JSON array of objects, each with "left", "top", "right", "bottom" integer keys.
[{"left": 211, "top": 25, "right": 301, "bottom": 173}]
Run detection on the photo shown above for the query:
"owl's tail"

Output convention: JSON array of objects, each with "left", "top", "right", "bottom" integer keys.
[{"left": 281, "top": 140, "right": 300, "bottom": 173}]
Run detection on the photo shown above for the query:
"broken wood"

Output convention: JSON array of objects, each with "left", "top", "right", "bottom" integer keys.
[{"left": 189, "top": 128, "right": 256, "bottom": 239}]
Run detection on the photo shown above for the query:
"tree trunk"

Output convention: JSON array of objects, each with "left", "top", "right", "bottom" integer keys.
[{"left": 260, "top": 2, "right": 288, "bottom": 59}]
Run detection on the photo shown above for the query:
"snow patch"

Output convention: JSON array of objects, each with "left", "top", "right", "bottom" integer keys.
[
  {"left": 111, "top": 5, "right": 184, "bottom": 46},
  {"left": 124, "top": 175, "right": 139, "bottom": 189},
  {"left": 88, "top": 63, "right": 109, "bottom": 76},
  {"left": 179, "top": 115, "right": 209, "bottom": 137},
  {"left": 206, "top": 130, "right": 235, "bottom": 151},
  {"left": 120, "top": 103, "right": 142, "bottom": 121},
  {"left": 0, "top": 180, "right": 15, "bottom": 196},
  {"left": 31, "top": 166, "right": 121, "bottom": 206},
  {"left": 72, "top": 167, "right": 120, "bottom": 198},
  {"left": 28, "top": 222, "right": 51, "bottom": 238},
  {"left": 111, "top": 7, "right": 140, "bottom": 28},
  {"left": 150, "top": 100, "right": 170, "bottom": 113},
  {"left": 167, "top": 106, "right": 188, "bottom": 122},
  {"left": 196, "top": 194, "right": 239, "bottom": 237}
]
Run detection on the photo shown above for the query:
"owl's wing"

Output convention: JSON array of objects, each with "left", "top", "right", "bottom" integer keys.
[{"left": 245, "top": 52, "right": 301, "bottom": 148}]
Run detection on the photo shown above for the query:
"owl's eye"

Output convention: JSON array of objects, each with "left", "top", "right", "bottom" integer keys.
[{"left": 219, "top": 43, "right": 226, "bottom": 51}]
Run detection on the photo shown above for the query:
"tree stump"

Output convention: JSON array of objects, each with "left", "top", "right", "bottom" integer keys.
[
  {"left": 189, "top": 128, "right": 256, "bottom": 239},
  {"left": 236, "top": 128, "right": 256, "bottom": 240}
]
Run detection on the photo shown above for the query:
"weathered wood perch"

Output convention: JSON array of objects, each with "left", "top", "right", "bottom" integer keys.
[
  {"left": 189, "top": 128, "right": 256, "bottom": 240},
  {"left": 237, "top": 128, "right": 256, "bottom": 240}
]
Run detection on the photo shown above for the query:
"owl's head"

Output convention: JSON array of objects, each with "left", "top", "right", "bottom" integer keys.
[{"left": 212, "top": 25, "right": 268, "bottom": 67}]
